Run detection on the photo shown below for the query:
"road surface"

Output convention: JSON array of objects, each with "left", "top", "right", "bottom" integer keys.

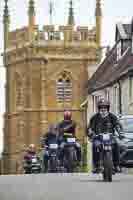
[{"left": 0, "top": 173, "right": 133, "bottom": 200}]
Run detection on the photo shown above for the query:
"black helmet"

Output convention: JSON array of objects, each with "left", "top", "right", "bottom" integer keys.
[{"left": 97, "top": 98, "right": 110, "bottom": 110}]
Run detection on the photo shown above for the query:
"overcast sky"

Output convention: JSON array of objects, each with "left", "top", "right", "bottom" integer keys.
[{"left": 0, "top": 0, "right": 133, "bottom": 152}]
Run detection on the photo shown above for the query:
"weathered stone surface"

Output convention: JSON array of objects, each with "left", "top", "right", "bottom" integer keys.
[{"left": 3, "top": 22, "right": 98, "bottom": 174}]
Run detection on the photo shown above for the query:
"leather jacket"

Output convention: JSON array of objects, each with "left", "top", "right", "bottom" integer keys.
[
  {"left": 88, "top": 112, "right": 123, "bottom": 137},
  {"left": 41, "top": 132, "right": 57, "bottom": 147},
  {"left": 58, "top": 120, "right": 76, "bottom": 135}
]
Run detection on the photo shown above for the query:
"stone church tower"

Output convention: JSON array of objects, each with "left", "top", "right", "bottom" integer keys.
[{"left": 2, "top": 0, "right": 102, "bottom": 174}]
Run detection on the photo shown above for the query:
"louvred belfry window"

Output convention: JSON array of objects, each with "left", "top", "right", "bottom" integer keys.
[{"left": 56, "top": 72, "right": 72, "bottom": 103}]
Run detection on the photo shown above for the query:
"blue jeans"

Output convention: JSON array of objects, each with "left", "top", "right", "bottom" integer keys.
[{"left": 43, "top": 150, "right": 49, "bottom": 172}]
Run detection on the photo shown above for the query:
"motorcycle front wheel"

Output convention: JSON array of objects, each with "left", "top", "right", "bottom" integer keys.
[{"left": 103, "top": 151, "right": 113, "bottom": 182}]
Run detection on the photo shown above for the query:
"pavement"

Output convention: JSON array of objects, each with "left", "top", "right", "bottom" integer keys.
[{"left": 0, "top": 173, "right": 133, "bottom": 200}]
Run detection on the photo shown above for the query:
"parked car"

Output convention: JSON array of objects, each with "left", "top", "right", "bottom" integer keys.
[{"left": 118, "top": 115, "right": 133, "bottom": 168}]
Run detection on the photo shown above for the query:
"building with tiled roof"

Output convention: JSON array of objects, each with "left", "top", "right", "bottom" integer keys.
[{"left": 87, "top": 18, "right": 133, "bottom": 118}]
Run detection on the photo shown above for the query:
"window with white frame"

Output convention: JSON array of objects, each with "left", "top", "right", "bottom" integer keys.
[
  {"left": 56, "top": 72, "right": 72, "bottom": 103},
  {"left": 132, "top": 36, "right": 133, "bottom": 54},
  {"left": 93, "top": 95, "right": 101, "bottom": 112},
  {"left": 129, "top": 76, "right": 133, "bottom": 102},
  {"left": 113, "top": 85, "right": 119, "bottom": 113},
  {"left": 105, "top": 89, "right": 110, "bottom": 101},
  {"left": 117, "top": 41, "right": 122, "bottom": 61},
  {"left": 92, "top": 95, "right": 95, "bottom": 112}
]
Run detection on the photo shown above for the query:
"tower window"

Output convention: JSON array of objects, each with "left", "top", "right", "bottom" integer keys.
[{"left": 56, "top": 72, "right": 72, "bottom": 103}]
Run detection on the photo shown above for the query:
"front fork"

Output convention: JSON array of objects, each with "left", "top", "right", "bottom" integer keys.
[{"left": 97, "top": 145, "right": 112, "bottom": 169}]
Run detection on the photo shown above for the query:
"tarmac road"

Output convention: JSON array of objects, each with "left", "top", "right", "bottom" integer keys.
[{"left": 0, "top": 173, "right": 133, "bottom": 200}]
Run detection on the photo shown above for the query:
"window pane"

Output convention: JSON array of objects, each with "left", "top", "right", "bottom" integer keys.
[{"left": 56, "top": 78, "right": 72, "bottom": 103}]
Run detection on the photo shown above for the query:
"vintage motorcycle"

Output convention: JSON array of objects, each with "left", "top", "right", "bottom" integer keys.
[
  {"left": 23, "top": 155, "right": 42, "bottom": 174},
  {"left": 93, "top": 132, "right": 113, "bottom": 182},
  {"left": 48, "top": 143, "right": 59, "bottom": 172},
  {"left": 62, "top": 134, "right": 78, "bottom": 173}
]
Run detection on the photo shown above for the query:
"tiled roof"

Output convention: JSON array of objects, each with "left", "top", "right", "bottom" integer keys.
[
  {"left": 123, "top": 24, "right": 131, "bottom": 38},
  {"left": 115, "top": 23, "right": 131, "bottom": 41},
  {"left": 88, "top": 47, "right": 133, "bottom": 93},
  {"left": 88, "top": 20, "right": 133, "bottom": 94},
  {"left": 117, "top": 23, "right": 127, "bottom": 39}
]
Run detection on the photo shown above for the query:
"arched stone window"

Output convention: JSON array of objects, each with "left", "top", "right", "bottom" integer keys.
[{"left": 56, "top": 72, "right": 72, "bottom": 103}]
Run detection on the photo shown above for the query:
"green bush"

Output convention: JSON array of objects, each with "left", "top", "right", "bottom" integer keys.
[
  {"left": 74, "top": 141, "right": 89, "bottom": 173},
  {"left": 81, "top": 142, "right": 88, "bottom": 172}
]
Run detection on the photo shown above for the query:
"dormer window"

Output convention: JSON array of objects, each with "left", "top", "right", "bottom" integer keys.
[
  {"left": 117, "top": 41, "right": 122, "bottom": 61},
  {"left": 113, "top": 85, "right": 119, "bottom": 114}
]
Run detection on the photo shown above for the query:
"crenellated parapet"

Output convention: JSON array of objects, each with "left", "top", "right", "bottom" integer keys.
[
  {"left": 7, "top": 25, "right": 96, "bottom": 49},
  {"left": 7, "top": 27, "right": 29, "bottom": 47},
  {"left": 4, "top": 0, "right": 102, "bottom": 53},
  {"left": 42, "top": 25, "right": 96, "bottom": 42}
]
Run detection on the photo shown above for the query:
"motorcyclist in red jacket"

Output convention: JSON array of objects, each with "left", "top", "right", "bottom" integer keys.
[{"left": 58, "top": 110, "right": 81, "bottom": 164}]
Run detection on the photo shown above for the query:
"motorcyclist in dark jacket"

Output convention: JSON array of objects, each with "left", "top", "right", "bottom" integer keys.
[
  {"left": 87, "top": 98, "right": 123, "bottom": 173},
  {"left": 58, "top": 110, "right": 81, "bottom": 164},
  {"left": 40, "top": 124, "right": 58, "bottom": 172}
]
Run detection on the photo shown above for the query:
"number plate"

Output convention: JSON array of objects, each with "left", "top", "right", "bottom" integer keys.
[
  {"left": 104, "top": 146, "right": 111, "bottom": 150},
  {"left": 67, "top": 138, "right": 76, "bottom": 143},
  {"left": 49, "top": 144, "right": 58, "bottom": 149},
  {"left": 94, "top": 140, "right": 101, "bottom": 147},
  {"left": 103, "top": 134, "right": 110, "bottom": 141},
  {"left": 32, "top": 158, "right": 37, "bottom": 163}
]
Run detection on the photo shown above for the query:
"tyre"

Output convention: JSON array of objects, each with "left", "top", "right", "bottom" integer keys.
[
  {"left": 66, "top": 147, "right": 77, "bottom": 173},
  {"left": 103, "top": 151, "right": 113, "bottom": 182},
  {"left": 49, "top": 156, "right": 58, "bottom": 172}
]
